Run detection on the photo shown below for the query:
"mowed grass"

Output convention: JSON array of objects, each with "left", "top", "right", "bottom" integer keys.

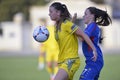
[{"left": 0, "top": 54, "right": 120, "bottom": 80}]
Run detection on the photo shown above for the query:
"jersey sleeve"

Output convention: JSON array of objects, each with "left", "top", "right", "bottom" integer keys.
[
  {"left": 64, "top": 20, "right": 78, "bottom": 34},
  {"left": 84, "top": 23, "right": 96, "bottom": 37}
]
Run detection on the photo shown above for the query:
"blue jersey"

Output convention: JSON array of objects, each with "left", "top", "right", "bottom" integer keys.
[{"left": 82, "top": 22, "right": 104, "bottom": 71}]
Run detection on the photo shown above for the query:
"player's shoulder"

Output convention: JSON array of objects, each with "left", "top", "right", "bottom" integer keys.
[
  {"left": 47, "top": 25, "right": 54, "bottom": 30},
  {"left": 62, "top": 20, "right": 74, "bottom": 27},
  {"left": 63, "top": 20, "right": 72, "bottom": 24},
  {"left": 88, "top": 22, "right": 97, "bottom": 27}
]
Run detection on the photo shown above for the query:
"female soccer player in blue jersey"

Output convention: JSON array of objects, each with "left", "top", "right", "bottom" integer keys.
[
  {"left": 79, "top": 7, "right": 112, "bottom": 80},
  {"left": 49, "top": 2, "right": 97, "bottom": 80}
]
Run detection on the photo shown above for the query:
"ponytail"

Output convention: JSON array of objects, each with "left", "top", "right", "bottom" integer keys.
[
  {"left": 87, "top": 7, "right": 112, "bottom": 44},
  {"left": 50, "top": 2, "right": 71, "bottom": 32},
  {"left": 87, "top": 7, "right": 112, "bottom": 26},
  {"left": 61, "top": 4, "right": 71, "bottom": 20},
  {"left": 50, "top": 2, "right": 71, "bottom": 21}
]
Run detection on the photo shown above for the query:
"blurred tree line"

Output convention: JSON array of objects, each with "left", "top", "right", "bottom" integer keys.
[
  {"left": 0, "top": 0, "right": 105, "bottom": 22},
  {"left": 90, "top": 0, "right": 105, "bottom": 4},
  {"left": 0, "top": 0, "right": 51, "bottom": 21}
]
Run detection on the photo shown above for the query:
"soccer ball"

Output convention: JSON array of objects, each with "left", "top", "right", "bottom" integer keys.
[{"left": 33, "top": 26, "right": 49, "bottom": 42}]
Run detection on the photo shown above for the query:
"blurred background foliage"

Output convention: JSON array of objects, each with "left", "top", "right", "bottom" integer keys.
[
  {"left": 90, "top": 0, "right": 105, "bottom": 4},
  {"left": 0, "top": 0, "right": 51, "bottom": 21},
  {"left": 0, "top": 0, "right": 104, "bottom": 21}
]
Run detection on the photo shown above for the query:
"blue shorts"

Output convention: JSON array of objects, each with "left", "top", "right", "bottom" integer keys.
[{"left": 79, "top": 65, "right": 100, "bottom": 80}]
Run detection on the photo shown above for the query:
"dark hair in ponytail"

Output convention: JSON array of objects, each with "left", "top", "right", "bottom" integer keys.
[
  {"left": 87, "top": 7, "right": 112, "bottom": 26},
  {"left": 50, "top": 2, "right": 71, "bottom": 31},
  {"left": 87, "top": 7, "right": 112, "bottom": 44},
  {"left": 50, "top": 2, "right": 71, "bottom": 20}
]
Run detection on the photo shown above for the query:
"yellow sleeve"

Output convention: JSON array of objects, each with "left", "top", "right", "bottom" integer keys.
[{"left": 64, "top": 20, "right": 78, "bottom": 34}]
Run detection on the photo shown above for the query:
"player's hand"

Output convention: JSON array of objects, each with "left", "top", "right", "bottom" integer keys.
[
  {"left": 91, "top": 51, "right": 97, "bottom": 62},
  {"left": 72, "top": 13, "right": 77, "bottom": 23}
]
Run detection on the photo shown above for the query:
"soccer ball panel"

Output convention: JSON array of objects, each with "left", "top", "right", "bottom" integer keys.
[{"left": 33, "top": 26, "right": 49, "bottom": 42}]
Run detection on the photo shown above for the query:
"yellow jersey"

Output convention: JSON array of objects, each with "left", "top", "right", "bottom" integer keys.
[
  {"left": 42, "top": 25, "right": 59, "bottom": 54},
  {"left": 55, "top": 20, "right": 79, "bottom": 63}
]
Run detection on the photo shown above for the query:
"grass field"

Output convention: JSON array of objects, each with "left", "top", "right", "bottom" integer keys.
[{"left": 0, "top": 54, "right": 120, "bottom": 80}]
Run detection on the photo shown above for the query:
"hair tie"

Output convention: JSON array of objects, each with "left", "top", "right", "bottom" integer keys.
[{"left": 62, "top": 4, "right": 66, "bottom": 9}]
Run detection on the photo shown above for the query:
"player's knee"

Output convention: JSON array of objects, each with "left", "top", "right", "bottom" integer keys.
[
  {"left": 47, "top": 62, "right": 52, "bottom": 67},
  {"left": 54, "top": 62, "right": 58, "bottom": 67}
]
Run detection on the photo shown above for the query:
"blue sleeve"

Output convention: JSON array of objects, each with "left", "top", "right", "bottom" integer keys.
[{"left": 84, "top": 23, "right": 96, "bottom": 37}]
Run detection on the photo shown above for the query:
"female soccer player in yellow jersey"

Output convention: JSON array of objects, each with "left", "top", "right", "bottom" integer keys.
[
  {"left": 49, "top": 2, "right": 97, "bottom": 80},
  {"left": 39, "top": 25, "right": 59, "bottom": 80}
]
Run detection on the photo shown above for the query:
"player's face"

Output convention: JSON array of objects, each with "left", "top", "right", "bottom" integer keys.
[
  {"left": 49, "top": 6, "right": 61, "bottom": 21},
  {"left": 83, "top": 9, "right": 94, "bottom": 25}
]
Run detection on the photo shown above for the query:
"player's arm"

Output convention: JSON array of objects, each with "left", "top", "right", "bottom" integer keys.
[
  {"left": 72, "top": 13, "right": 84, "bottom": 41},
  {"left": 72, "top": 13, "right": 77, "bottom": 23},
  {"left": 75, "top": 28, "right": 97, "bottom": 61}
]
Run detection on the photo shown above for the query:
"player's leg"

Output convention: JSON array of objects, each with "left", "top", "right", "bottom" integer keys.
[
  {"left": 46, "top": 61, "right": 54, "bottom": 80},
  {"left": 52, "top": 61, "right": 58, "bottom": 79},
  {"left": 46, "top": 52, "right": 54, "bottom": 80},
  {"left": 38, "top": 52, "right": 45, "bottom": 70},
  {"left": 38, "top": 44, "right": 46, "bottom": 70},
  {"left": 55, "top": 58, "right": 80, "bottom": 80},
  {"left": 94, "top": 65, "right": 103, "bottom": 80},
  {"left": 79, "top": 66, "right": 96, "bottom": 80},
  {"left": 54, "top": 68, "right": 69, "bottom": 80},
  {"left": 94, "top": 72, "right": 100, "bottom": 80},
  {"left": 52, "top": 51, "right": 59, "bottom": 80}
]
